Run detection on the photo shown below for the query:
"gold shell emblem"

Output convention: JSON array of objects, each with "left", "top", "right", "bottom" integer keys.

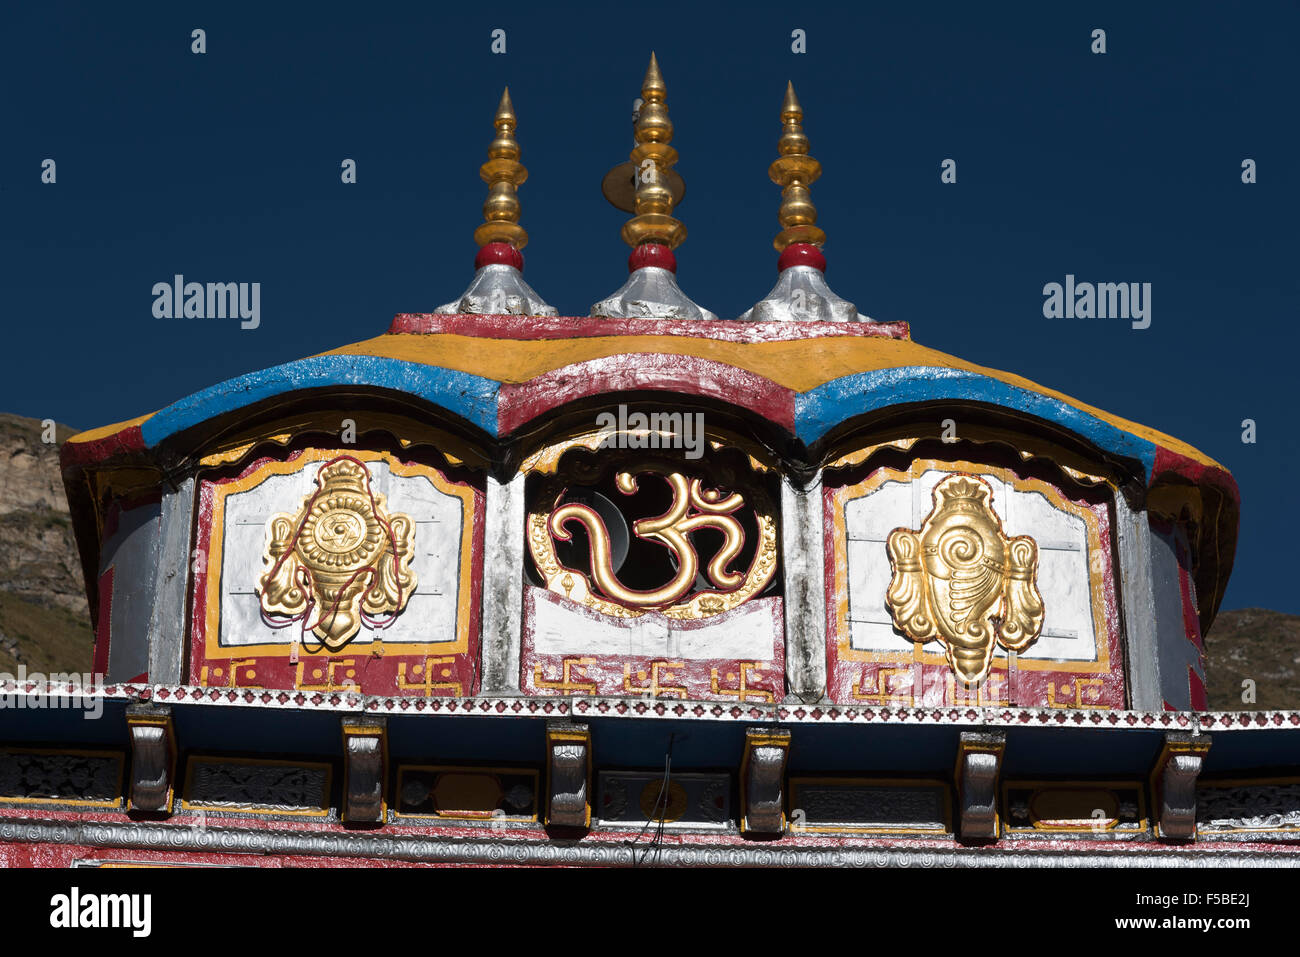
[
  {"left": 885, "top": 474, "right": 1044, "bottom": 684},
  {"left": 258, "top": 456, "right": 417, "bottom": 650}
]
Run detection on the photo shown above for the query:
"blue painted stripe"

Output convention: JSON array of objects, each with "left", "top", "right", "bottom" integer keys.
[
  {"left": 139, "top": 355, "right": 501, "bottom": 447},
  {"left": 795, "top": 366, "right": 1157, "bottom": 474}
]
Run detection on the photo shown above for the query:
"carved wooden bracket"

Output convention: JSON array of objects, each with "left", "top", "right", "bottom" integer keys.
[
  {"left": 955, "top": 730, "right": 1006, "bottom": 842},
  {"left": 1150, "top": 731, "right": 1211, "bottom": 842},
  {"left": 740, "top": 727, "right": 791, "bottom": 834},
  {"left": 126, "top": 703, "right": 176, "bottom": 814},
  {"left": 545, "top": 720, "right": 592, "bottom": 830},
  {"left": 341, "top": 716, "right": 388, "bottom": 824}
]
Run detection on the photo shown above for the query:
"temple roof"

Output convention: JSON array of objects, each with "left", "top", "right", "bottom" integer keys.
[
  {"left": 61, "top": 314, "right": 1239, "bottom": 628},
  {"left": 64, "top": 313, "right": 1232, "bottom": 478}
]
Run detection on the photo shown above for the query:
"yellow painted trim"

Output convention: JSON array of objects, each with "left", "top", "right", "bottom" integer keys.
[
  {"left": 193, "top": 409, "right": 488, "bottom": 471},
  {"left": 64, "top": 414, "right": 153, "bottom": 445},
  {"left": 520, "top": 423, "right": 775, "bottom": 476},
  {"left": 65, "top": 333, "right": 1227, "bottom": 476},
  {"left": 825, "top": 422, "right": 1118, "bottom": 491},
  {"left": 324, "top": 333, "right": 1227, "bottom": 470},
  {"left": 200, "top": 449, "right": 475, "bottom": 663}
]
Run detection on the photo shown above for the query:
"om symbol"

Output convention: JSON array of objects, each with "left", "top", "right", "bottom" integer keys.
[
  {"left": 549, "top": 472, "right": 744, "bottom": 608},
  {"left": 527, "top": 465, "right": 780, "bottom": 621}
]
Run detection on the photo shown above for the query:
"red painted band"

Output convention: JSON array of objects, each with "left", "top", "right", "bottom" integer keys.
[
  {"left": 388, "top": 313, "right": 911, "bottom": 342},
  {"left": 59, "top": 424, "right": 147, "bottom": 469},
  {"left": 92, "top": 567, "right": 113, "bottom": 677},
  {"left": 1151, "top": 447, "right": 1240, "bottom": 507},
  {"left": 475, "top": 242, "right": 524, "bottom": 271},
  {"left": 498, "top": 353, "right": 796, "bottom": 436},
  {"left": 778, "top": 243, "right": 826, "bottom": 273},
  {"left": 629, "top": 243, "right": 677, "bottom": 274}
]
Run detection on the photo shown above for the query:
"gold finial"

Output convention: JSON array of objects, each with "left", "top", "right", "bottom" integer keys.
[
  {"left": 769, "top": 81, "right": 825, "bottom": 252},
  {"left": 473, "top": 87, "right": 529, "bottom": 249},
  {"left": 600, "top": 53, "right": 688, "bottom": 249}
]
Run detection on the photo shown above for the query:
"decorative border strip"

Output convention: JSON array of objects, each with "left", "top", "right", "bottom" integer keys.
[
  {"left": 3, "top": 680, "right": 1299, "bottom": 731},
  {"left": 386, "top": 313, "right": 912, "bottom": 343},
  {"left": 1, "top": 818, "right": 1297, "bottom": 867}
]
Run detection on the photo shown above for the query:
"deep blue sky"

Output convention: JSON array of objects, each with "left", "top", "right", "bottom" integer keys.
[{"left": 3, "top": 2, "right": 1296, "bottom": 613}]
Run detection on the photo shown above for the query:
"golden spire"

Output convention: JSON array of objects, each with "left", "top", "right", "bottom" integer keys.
[
  {"left": 473, "top": 87, "right": 529, "bottom": 250},
  {"left": 602, "top": 53, "right": 688, "bottom": 249},
  {"left": 769, "top": 81, "right": 825, "bottom": 252}
]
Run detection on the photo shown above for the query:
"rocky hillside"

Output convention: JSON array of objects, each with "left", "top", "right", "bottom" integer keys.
[
  {"left": 1203, "top": 608, "right": 1300, "bottom": 711},
  {"left": 0, "top": 414, "right": 93, "bottom": 673}
]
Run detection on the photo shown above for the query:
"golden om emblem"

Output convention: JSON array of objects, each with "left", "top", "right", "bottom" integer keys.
[
  {"left": 258, "top": 456, "right": 417, "bottom": 650},
  {"left": 885, "top": 474, "right": 1044, "bottom": 684},
  {"left": 529, "top": 470, "right": 777, "bottom": 620}
]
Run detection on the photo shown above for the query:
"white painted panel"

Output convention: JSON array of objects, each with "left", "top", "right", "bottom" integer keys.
[
  {"left": 843, "top": 471, "right": 1098, "bottom": 662},
  {"left": 845, "top": 480, "right": 909, "bottom": 542},
  {"left": 217, "top": 461, "right": 465, "bottom": 647},
  {"left": 532, "top": 594, "right": 777, "bottom": 661}
]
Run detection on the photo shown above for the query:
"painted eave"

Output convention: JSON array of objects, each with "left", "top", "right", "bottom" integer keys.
[
  {"left": 58, "top": 315, "right": 1240, "bottom": 623},
  {"left": 63, "top": 314, "right": 1234, "bottom": 484}
]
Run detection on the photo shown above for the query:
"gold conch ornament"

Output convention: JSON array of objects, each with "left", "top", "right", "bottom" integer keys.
[
  {"left": 258, "top": 456, "right": 417, "bottom": 650},
  {"left": 885, "top": 474, "right": 1044, "bottom": 684},
  {"left": 529, "top": 469, "right": 778, "bottom": 620}
]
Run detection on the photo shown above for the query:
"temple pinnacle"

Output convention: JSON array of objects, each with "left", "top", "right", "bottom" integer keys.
[
  {"left": 739, "top": 82, "right": 861, "bottom": 322},
  {"left": 616, "top": 52, "right": 687, "bottom": 249},
  {"left": 770, "top": 81, "right": 826, "bottom": 252},
  {"left": 590, "top": 53, "right": 715, "bottom": 321},
  {"left": 434, "top": 87, "right": 556, "bottom": 316},
  {"left": 473, "top": 86, "right": 529, "bottom": 250}
]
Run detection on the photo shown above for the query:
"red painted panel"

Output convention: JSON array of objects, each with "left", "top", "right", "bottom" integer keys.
[
  {"left": 92, "top": 567, "right": 113, "bottom": 678},
  {"left": 187, "top": 452, "right": 485, "bottom": 697},
  {"left": 1175, "top": 531, "right": 1209, "bottom": 711}
]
